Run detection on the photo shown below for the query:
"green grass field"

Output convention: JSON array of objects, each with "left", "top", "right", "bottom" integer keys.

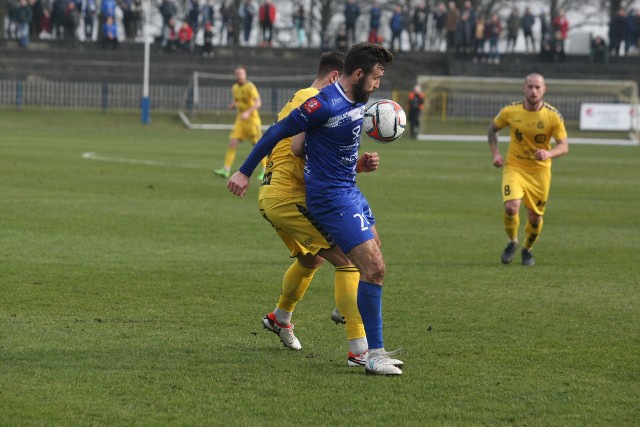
[{"left": 1, "top": 108, "right": 639, "bottom": 426}]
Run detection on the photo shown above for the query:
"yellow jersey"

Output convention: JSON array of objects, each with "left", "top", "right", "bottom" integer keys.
[
  {"left": 259, "top": 87, "right": 318, "bottom": 200},
  {"left": 232, "top": 81, "right": 261, "bottom": 122},
  {"left": 493, "top": 101, "right": 567, "bottom": 171}
]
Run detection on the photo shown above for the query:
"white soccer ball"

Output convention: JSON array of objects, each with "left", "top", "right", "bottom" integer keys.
[{"left": 363, "top": 99, "right": 407, "bottom": 143}]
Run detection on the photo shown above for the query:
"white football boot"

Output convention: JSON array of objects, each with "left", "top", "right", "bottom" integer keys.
[
  {"left": 262, "top": 312, "right": 301, "bottom": 351},
  {"left": 364, "top": 349, "right": 403, "bottom": 375},
  {"left": 330, "top": 308, "right": 346, "bottom": 325}
]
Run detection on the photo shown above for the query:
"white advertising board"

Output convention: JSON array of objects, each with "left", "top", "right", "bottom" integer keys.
[{"left": 580, "top": 103, "right": 632, "bottom": 131}]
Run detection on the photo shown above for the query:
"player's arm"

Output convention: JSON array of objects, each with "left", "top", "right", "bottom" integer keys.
[
  {"left": 487, "top": 120, "right": 504, "bottom": 168},
  {"left": 535, "top": 136, "right": 568, "bottom": 161},
  {"left": 227, "top": 114, "right": 303, "bottom": 197},
  {"left": 240, "top": 94, "right": 262, "bottom": 120},
  {"left": 290, "top": 133, "right": 305, "bottom": 157}
]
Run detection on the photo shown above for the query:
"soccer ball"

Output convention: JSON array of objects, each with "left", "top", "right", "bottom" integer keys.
[{"left": 363, "top": 99, "right": 406, "bottom": 143}]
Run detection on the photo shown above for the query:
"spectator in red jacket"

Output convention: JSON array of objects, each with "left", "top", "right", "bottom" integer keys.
[
  {"left": 552, "top": 9, "right": 569, "bottom": 40},
  {"left": 259, "top": 0, "right": 276, "bottom": 47},
  {"left": 178, "top": 20, "right": 193, "bottom": 51}
]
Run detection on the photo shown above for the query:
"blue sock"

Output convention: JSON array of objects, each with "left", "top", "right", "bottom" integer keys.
[{"left": 357, "top": 280, "right": 384, "bottom": 350}]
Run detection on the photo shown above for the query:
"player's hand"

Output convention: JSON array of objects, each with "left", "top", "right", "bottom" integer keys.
[
  {"left": 492, "top": 154, "right": 504, "bottom": 168},
  {"left": 535, "top": 149, "right": 550, "bottom": 160},
  {"left": 227, "top": 172, "right": 250, "bottom": 197},
  {"left": 240, "top": 111, "right": 250, "bottom": 120},
  {"left": 356, "top": 152, "right": 380, "bottom": 173}
]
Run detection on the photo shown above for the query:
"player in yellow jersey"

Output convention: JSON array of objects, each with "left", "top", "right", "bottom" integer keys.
[
  {"left": 214, "top": 65, "right": 267, "bottom": 180},
  {"left": 487, "top": 73, "right": 569, "bottom": 266}
]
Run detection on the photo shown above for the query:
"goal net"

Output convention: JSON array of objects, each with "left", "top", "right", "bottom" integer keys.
[
  {"left": 414, "top": 75, "right": 639, "bottom": 143},
  {"left": 178, "top": 71, "right": 316, "bottom": 130}
]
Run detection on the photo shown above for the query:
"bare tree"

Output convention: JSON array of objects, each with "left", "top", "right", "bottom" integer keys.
[
  {"left": 472, "top": 0, "right": 626, "bottom": 31},
  {"left": 297, "top": 0, "right": 636, "bottom": 48},
  {"left": 1, "top": 5, "right": 5, "bottom": 39},
  {"left": 307, "top": 0, "right": 342, "bottom": 49},
  {"left": 231, "top": 0, "right": 243, "bottom": 46},
  {"left": 609, "top": 0, "right": 639, "bottom": 14}
]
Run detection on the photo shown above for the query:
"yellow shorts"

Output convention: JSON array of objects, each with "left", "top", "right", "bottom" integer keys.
[
  {"left": 230, "top": 118, "right": 261, "bottom": 143},
  {"left": 259, "top": 196, "right": 332, "bottom": 258},
  {"left": 502, "top": 166, "right": 551, "bottom": 215}
]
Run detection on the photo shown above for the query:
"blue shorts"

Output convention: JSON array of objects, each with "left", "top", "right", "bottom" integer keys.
[{"left": 305, "top": 187, "right": 376, "bottom": 254}]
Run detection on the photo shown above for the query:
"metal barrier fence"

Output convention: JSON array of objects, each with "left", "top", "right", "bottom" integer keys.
[
  {"left": 1, "top": 79, "right": 187, "bottom": 111},
  {"left": 432, "top": 92, "right": 622, "bottom": 122},
  {"left": 0, "top": 79, "right": 394, "bottom": 114}
]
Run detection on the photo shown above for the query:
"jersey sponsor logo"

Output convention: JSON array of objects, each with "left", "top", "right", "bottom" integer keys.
[
  {"left": 534, "top": 134, "right": 547, "bottom": 143},
  {"left": 325, "top": 106, "right": 365, "bottom": 128},
  {"left": 338, "top": 142, "right": 359, "bottom": 152},
  {"left": 537, "top": 121, "right": 545, "bottom": 129},
  {"left": 302, "top": 98, "right": 321, "bottom": 114},
  {"left": 515, "top": 128, "right": 523, "bottom": 142},
  {"left": 260, "top": 171, "right": 272, "bottom": 186},
  {"left": 341, "top": 153, "right": 359, "bottom": 166}
]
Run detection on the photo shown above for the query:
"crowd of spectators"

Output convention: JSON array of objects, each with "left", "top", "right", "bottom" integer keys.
[
  {"left": 3, "top": 0, "right": 640, "bottom": 64},
  {"left": 4, "top": 0, "right": 143, "bottom": 48}
]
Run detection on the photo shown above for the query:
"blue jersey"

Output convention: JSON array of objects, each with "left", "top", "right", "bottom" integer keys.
[
  {"left": 239, "top": 82, "right": 366, "bottom": 192},
  {"left": 291, "top": 82, "right": 366, "bottom": 192},
  {"left": 237, "top": 82, "right": 374, "bottom": 253}
]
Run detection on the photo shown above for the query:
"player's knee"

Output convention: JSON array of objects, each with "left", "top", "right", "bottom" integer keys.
[
  {"left": 363, "top": 259, "right": 385, "bottom": 284},
  {"left": 528, "top": 212, "right": 542, "bottom": 226},
  {"left": 504, "top": 202, "right": 519, "bottom": 216},
  {"left": 298, "top": 253, "right": 324, "bottom": 269}
]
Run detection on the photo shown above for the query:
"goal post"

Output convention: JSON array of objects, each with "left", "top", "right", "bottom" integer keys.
[
  {"left": 415, "top": 75, "right": 639, "bottom": 143},
  {"left": 178, "top": 70, "right": 316, "bottom": 130}
]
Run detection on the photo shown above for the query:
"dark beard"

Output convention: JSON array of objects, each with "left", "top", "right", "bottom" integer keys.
[{"left": 352, "top": 76, "right": 369, "bottom": 103}]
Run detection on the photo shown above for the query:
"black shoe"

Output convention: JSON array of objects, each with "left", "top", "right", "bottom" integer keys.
[
  {"left": 521, "top": 248, "right": 535, "bottom": 266},
  {"left": 501, "top": 242, "right": 518, "bottom": 264}
]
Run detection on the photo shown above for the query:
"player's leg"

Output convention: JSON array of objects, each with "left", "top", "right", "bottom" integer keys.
[
  {"left": 250, "top": 122, "right": 266, "bottom": 180},
  {"left": 259, "top": 199, "right": 322, "bottom": 350},
  {"left": 520, "top": 169, "right": 550, "bottom": 266},
  {"left": 347, "top": 240, "right": 401, "bottom": 375},
  {"left": 262, "top": 252, "right": 320, "bottom": 351},
  {"left": 214, "top": 126, "right": 241, "bottom": 178},
  {"left": 273, "top": 252, "right": 324, "bottom": 326},
  {"left": 216, "top": 117, "right": 256, "bottom": 178},
  {"left": 521, "top": 210, "right": 543, "bottom": 266},
  {"left": 318, "top": 246, "right": 369, "bottom": 366},
  {"left": 307, "top": 190, "right": 401, "bottom": 374},
  {"left": 501, "top": 168, "right": 525, "bottom": 264}
]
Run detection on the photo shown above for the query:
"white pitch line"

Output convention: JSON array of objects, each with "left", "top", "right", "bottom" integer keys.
[{"left": 81, "top": 152, "right": 209, "bottom": 169}]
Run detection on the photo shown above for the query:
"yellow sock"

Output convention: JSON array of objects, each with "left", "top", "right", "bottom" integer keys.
[
  {"left": 524, "top": 218, "right": 543, "bottom": 250},
  {"left": 276, "top": 260, "right": 318, "bottom": 313},
  {"left": 223, "top": 147, "right": 237, "bottom": 170},
  {"left": 503, "top": 211, "right": 519, "bottom": 242},
  {"left": 334, "top": 265, "right": 365, "bottom": 341}
]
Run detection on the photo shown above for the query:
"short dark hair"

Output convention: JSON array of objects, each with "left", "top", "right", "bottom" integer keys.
[
  {"left": 343, "top": 43, "right": 393, "bottom": 76},
  {"left": 317, "top": 50, "right": 346, "bottom": 78}
]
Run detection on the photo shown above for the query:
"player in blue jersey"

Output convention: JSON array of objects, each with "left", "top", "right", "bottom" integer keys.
[{"left": 227, "top": 43, "right": 402, "bottom": 375}]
